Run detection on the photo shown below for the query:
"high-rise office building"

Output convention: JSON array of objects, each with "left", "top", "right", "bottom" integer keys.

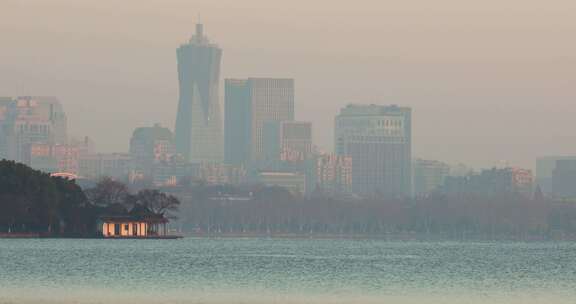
[
  {"left": 0, "top": 96, "right": 67, "bottom": 163},
  {"left": 224, "top": 78, "right": 294, "bottom": 166},
  {"left": 263, "top": 120, "right": 312, "bottom": 165},
  {"left": 174, "top": 23, "right": 223, "bottom": 164},
  {"left": 335, "top": 104, "right": 412, "bottom": 198}
]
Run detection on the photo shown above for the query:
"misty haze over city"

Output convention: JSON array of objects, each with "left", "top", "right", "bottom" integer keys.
[
  {"left": 2, "top": 1, "right": 576, "bottom": 304},
  {"left": 1, "top": 0, "right": 575, "bottom": 169}
]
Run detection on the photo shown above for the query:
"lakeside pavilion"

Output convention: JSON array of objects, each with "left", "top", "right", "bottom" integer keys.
[{"left": 97, "top": 204, "right": 169, "bottom": 238}]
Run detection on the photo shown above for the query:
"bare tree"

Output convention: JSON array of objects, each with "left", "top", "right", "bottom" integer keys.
[
  {"left": 85, "top": 177, "right": 130, "bottom": 207},
  {"left": 132, "top": 189, "right": 180, "bottom": 218}
]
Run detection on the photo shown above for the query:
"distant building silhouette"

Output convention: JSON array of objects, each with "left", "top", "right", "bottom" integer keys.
[
  {"left": 262, "top": 120, "right": 312, "bottom": 166},
  {"left": 224, "top": 78, "right": 295, "bottom": 167},
  {"left": 25, "top": 143, "right": 80, "bottom": 175},
  {"left": 551, "top": 159, "right": 576, "bottom": 199},
  {"left": 536, "top": 156, "right": 576, "bottom": 195},
  {"left": 129, "top": 123, "right": 175, "bottom": 178},
  {"left": 79, "top": 153, "right": 131, "bottom": 181},
  {"left": 193, "top": 162, "right": 247, "bottom": 185},
  {"left": 335, "top": 104, "right": 412, "bottom": 198},
  {"left": 175, "top": 23, "right": 223, "bottom": 164},
  {"left": 413, "top": 159, "right": 450, "bottom": 196},
  {"left": 0, "top": 96, "right": 67, "bottom": 164},
  {"left": 442, "top": 167, "right": 533, "bottom": 198},
  {"left": 310, "top": 153, "right": 353, "bottom": 196},
  {"left": 150, "top": 154, "right": 193, "bottom": 187},
  {"left": 257, "top": 171, "right": 306, "bottom": 195}
]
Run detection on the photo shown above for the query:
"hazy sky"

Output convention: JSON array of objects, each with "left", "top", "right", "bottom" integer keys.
[{"left": 1, "top": 0, "right": 575, "bottom": 169}]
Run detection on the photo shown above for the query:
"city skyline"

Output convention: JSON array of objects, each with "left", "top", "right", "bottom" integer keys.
[
  {"left": 2, "top": 3, "right": 576, "bottom": 304},
  {"left": 1, "top": 1, "right": 576, "bottom": 169}
]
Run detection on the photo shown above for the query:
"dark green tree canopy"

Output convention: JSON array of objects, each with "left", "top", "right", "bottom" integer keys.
[{"left": 0, "top": 159, "right": 88, "bottom": 234}]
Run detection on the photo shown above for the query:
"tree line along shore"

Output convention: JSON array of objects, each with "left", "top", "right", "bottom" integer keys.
[
  {"left": 1, "top": 159, "right": 576, "bottom": 240},
  {"left": 169, "top": 184, "right": 575, "bottom": 241}
]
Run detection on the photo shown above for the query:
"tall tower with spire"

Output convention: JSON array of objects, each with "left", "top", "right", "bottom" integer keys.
[{"left": 174, "top": 23, "right": 223, "bottom": 163}]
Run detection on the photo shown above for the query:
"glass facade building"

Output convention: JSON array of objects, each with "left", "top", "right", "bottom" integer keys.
[
  {"left": 175, "top": 23, "right": 223, "bottom": 163},
  {"left": 224, "top": 78, "right": 294, "bottom": 167}
]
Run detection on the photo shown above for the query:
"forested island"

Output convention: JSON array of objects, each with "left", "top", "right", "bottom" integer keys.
[{"left": 0, "top": 160, "right": 179, "bottom": 237}]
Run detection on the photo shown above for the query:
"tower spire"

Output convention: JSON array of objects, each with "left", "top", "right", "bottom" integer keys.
[
  {"left": 196, "top": 22, "right": 203, "bottom": 38},
  {"left": 195, "top": 13, "right": 203, "bottom": 38}
]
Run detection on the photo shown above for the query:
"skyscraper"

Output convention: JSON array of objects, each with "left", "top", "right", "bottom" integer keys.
[
  {"left": 175, "top": 23, "right": 223, "bottom": 164},
  {"left": 335, "top": 104, "right": 412, "bottom": 198},
  {"left": 224, "top": 78, "right": 294, "bottom": 167}
]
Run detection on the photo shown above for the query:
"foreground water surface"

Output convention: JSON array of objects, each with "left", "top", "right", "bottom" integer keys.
[{"left": 0, "top": 238, "right": 575, "bottom": 303}]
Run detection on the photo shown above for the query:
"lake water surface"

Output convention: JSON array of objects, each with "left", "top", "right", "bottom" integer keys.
[{"left": 1, "top": 238, "right": 575, "bottom": 303}]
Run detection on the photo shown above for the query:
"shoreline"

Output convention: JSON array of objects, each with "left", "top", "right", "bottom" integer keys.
[
  {"left": 0, "top": 232, "right": 182, "bottom": 239},
  {"left": 184, "top": 232, "right": 572, "bottom": 242},
  {"left": 1, "top": 232, "right": 573, "bottom": 241}
]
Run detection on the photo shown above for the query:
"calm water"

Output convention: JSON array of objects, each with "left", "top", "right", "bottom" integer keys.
[{"left": 1, "top": 238, "right": 575, "bottom": 303}]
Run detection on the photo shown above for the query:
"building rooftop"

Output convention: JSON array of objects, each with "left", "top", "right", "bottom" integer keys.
[
  {"left": 339, "top": 104, "right": 411, "bottom": 116},
  {"left": 131, "top": 123, "right": 173, "bottom": 142}
]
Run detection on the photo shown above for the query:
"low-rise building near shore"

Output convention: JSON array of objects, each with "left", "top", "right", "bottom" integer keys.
[{"left": 97, "top": 205, "right": 169, "bottom": 238}]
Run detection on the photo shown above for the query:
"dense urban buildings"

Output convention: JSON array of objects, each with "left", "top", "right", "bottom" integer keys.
[
  {"left": 257, "top": 171, "right": 307, "bottom": 195},
  {"left": 535, "top": 156, "right": 576, "bottom": 195},
  {"left": 174, "top": 23, "right": 223, "bottom": 164},
  {"left": 442, "top": 167, "right": 534, "bottom": 198},
  {"left": 335, "top": 104, "right": 412, "bottom": 198},
  {"left": 262, "top": 120, "right": 312, "bottom": 166},
  {"left": 2, "top": 26, "right": 563, "bottom": 206},
  {"left": 149, "top": 155, "right": 193, "bottom": 187},
  {"left": 78, "top": 153, "right": 131, "bottom": 181},
  {"left": 310, "top": 153, "right": 353, "bottom": 196},
  {"left": 129, "top": 124, "right": 175, "bottom": 179},
  {"left": 25, "top": 143, "right": 80, "bottom": 175},
  {"left": 224, "top": 78, "right": 295, "bottom": 167},
  {"left": 0, "top": 96, "right": 67, "bottom": 164},
  {"left": 413, "top": 159, "right": 450, "bottom": 196},
  {"left": 193, "top": 162, "right": 247, "bottom": 185}
]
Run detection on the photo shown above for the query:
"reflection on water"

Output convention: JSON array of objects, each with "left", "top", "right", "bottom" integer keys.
[{"left": 0, "top": 238, "right": 575, "bottom": 303}]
